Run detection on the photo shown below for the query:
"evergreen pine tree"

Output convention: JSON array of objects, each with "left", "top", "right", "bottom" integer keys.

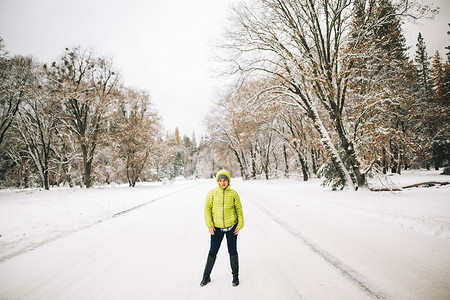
[
  {"left": 417, "top": 30, "right": 450, "bottom": 170},
  {"left": 444, "top": 24, "right": 450, "bottom": 105},
  {"left": 374, "top": 0, "right": 408, "bottom": 61},
  {"left": 172, "top": 152, "right": 185, "bottom": 178},
  {"left": 347, "top": 0, "right": 415, "bottom": 174},
  {"left": 414, "top": 33, "right": 432, "bottom": 101},
  {"left": 430, "top": 51, "right": 446, "bottom": 105}
]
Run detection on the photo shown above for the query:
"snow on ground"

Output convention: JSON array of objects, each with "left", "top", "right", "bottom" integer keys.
[
  {"left": 0, "top": 170, "right": 449, "bottom": 299},
  {"left": 0, "top": 180, "right": 205, "bottom": 262}
]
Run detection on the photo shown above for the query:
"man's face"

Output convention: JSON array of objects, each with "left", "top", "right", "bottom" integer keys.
[{"left": 219, "top": 178, "right": 229, "bottom": 189}]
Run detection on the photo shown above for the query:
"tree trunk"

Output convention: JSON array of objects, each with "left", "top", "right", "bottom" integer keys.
[
  {"left": 333, "top": 114, "right": 366, "bottom": 188},
  {"left": 298, "top": 152, "right": 309, "bottom": 181},
  {"left": 310, "top": 105, "right": 355, "bottom": 190},
  {"left": 283, "top": 144, "right": 289, "bottom": 178},
  {"left": 250, "top": 147, "right": 257, "bottom": 179},
  {"left": 82, "top": 144, "right": 93, "bottom": 188},
  {"left": 231, "top": 148, "right": 247, "bottom": 180},
  {"left": 43, "top": 162, "right": 49, "bottom": 190},
  {"left": 292, "top": 141, "right": 309, "bottom": 181},
  {"left": 433, "top": 143, "right": 441, "bottom": 170},
  {"left": 311, "top": 148, "right": 317, "bottom": 175}
]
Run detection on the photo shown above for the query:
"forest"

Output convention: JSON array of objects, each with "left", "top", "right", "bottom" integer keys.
[{"left": 1, "top": 0, "right": 449, "bottom": 190}]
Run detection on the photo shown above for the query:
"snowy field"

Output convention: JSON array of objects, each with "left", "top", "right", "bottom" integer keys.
[{"left": 0, "top": 170, "right": 449, "bottom": 299}]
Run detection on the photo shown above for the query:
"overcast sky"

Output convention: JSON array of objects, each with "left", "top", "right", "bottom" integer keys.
[{"left": 0, "top": 0, "right": 448, "bottom": 137}]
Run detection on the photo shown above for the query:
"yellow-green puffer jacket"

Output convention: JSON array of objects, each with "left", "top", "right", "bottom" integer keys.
[{"left": 204, "top": 170, "right": 244, "bottom": 230}]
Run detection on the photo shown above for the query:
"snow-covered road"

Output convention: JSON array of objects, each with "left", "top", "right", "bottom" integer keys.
[{"left": 0, "top": 176, "right": 449, "bottom": 299}]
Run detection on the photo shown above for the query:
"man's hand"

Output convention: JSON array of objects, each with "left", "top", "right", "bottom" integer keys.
[
  {"left": 209, "top": 227, "right": 216, "bottom": 235},
  {"left": 234, "top": 227, "right": 240, "bottom": 235}
]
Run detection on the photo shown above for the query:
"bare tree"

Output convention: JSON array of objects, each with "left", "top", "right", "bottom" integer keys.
[
  {"left": 15, "top": 62, "right": 57, "bottom": 190},
  {"left": 0, "top": 53, "right": 35, "bottom": 146},
  {"left": 207, "top": 81, "right": 265, "bottom": 179},
  {"left": 52, "top": 124, "right": 80, "bottom": 187},
  {"left": 111, "top": 87, "right": 162, "bottom": 187},
  {"left": 46, "top": 46, "right": 119, "bottom": 187},
  {"left": 222, "top": 0, "right": 432, "bottom": 189},
  {"left": 270, "top": 105, "right": 319, "bottom": 180}
]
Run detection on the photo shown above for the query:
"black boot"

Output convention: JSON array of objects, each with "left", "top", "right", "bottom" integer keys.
[
  {"left": 230, "top": 254, "right": 239, "bottom": 287},
  {"left": 200, "top": 255, "right": 216, "bottom": 286}
]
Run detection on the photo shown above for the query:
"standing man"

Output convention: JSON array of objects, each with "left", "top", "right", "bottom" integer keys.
[{"left": 200, "top": 169, "right": 244, "bottom": 287}]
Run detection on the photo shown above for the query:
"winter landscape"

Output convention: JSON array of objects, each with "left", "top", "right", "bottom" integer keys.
[
  {"left": 0, "top": 170, "right": 449, "bottom": 300},
  {"left": 1, "top": 0, "right": 449, "bottom": 299}
]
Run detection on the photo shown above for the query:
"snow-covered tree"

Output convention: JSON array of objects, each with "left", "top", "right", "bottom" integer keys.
[
  {"left": 423, "top": 50, "right": 450, "bottom": 170},
  {"left": 415, "top": 32, "right": 432, "bottom": 101},
  {"left": 206, "top": 80, "right": 268, "bottom": 179},
  {"left": 110, "top": 87, "right": 162, "bottom": 187},
  {"left": 0, "top": 52, "right": 40, "bottom": 187},
  {"left": 165, "top": 128, "right": 186, "bottom": 179},
  {"left": 270, "top": 105, "right": 322, "bottom": 180},
  {"left": 0, "top": 53, "right": 34, "bottom": 147},
  {"left": 221, "top": 0, "right": 432, "bottom": 189},
  {"left": 346, "top": 0, "right": 422, "bottom": 175},
  {"left": 430, "top": 51, "right": 447, "bottom": 106},
  {"left": 14, "top": 61, "right": 59, "bottom": 190},
  {"left": 182, "top": 133, "right": 200, "bottom": 178},
  {"left": 45, "top": 46, "right": 120, "bottom": 188}
]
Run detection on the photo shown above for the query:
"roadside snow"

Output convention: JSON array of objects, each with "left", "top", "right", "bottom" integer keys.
[{"left": 0, "top": 180, "right": 205, "bottom": 261}]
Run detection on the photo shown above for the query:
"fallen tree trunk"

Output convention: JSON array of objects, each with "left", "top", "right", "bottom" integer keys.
[
  {"left": 370, "top": 181, "right": 449, "bottom": 191},
  {"left": 402, "top": 181, "right": 450, "bottom": 189}
]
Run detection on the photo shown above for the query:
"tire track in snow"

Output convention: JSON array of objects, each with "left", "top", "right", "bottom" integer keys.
[
  {"left": 250, "top": 199, "right": 387, "bottom": 300},
  {"left": 244, "top": 199, "right": 305, "bottom": 300}
]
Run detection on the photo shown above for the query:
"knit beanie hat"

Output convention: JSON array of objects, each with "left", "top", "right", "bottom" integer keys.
[{"left": 217, "top": 174, "right": 229, "bottom": 181}]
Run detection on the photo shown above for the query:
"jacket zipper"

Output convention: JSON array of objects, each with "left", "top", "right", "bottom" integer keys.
[{"left": 223, "top": 189, "right": 225, "bottom": 227}]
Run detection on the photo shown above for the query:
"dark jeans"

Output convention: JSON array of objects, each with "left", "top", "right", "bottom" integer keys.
[{"left": 208, "top": 225, "right": 238, "bottom": 258}]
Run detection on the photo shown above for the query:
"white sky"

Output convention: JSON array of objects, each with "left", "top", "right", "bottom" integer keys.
[{"left": 0, "top": 0, "right": 448, "bottom": 137}]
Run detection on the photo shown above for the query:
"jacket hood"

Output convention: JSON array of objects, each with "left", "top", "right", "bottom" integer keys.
[{"left": 215, "top": 169, "right": 231, "bottom": 187}]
